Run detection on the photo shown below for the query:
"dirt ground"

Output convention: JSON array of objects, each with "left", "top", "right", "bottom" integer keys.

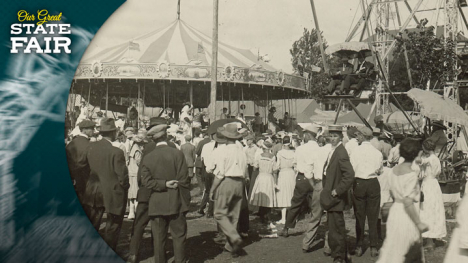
[{"left": 107, "top": 181, "right": 454, "bottom": 263}]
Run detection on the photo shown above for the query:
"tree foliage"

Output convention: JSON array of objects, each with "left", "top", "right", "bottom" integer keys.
[
  {"left": 394, "top": 20, "right": 457, "bottom": 91},
  {"left": 290, "top": 28, "right": 333, "bottom": 100}
]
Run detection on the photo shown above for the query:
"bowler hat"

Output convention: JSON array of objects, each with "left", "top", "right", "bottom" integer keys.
[
  {"left": 78, "top": 120, "right": 95, "bottom": 129},
  {"left": 99, "top": 118, "right": 117, "bottom": 132},
  {"left": 214, "top": 127, "right": 227, "bottom": 143},
  {"left": 147, "top": 117, "right": 168, "bottom": 130},
  {"left": 147, "top": 124, "right": 168, "bottom": 139},
  {"left": 221, "top": 123, "right": 242, "bottom": 139}
]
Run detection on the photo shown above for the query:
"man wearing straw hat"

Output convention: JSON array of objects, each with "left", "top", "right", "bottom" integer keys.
[
  {"left": 87, "top": 118, "right": 129, "bottom": 251},
  {"left": 279, "top": 124, "right": 324, "bottom": 254},
  {"left": 210, "top": 123, "right": 248, "bottom": 257},
  {"left": 350, "top": 126, "right": 383, "bottom": 258},
  {"left": 140, "top": 122, "right": 191, "bottom": 263}
]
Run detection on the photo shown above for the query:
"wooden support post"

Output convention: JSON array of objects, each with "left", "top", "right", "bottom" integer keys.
[
  {"left": 209, "top": 0, "right": 219, "bottom": 122},
  {"left": 346, "top": 99, "right": 373, "bottom": 129},
  {"left": 309, "top": 0, "right": 329, "bottom": 72},
  {"left": 334, "top": 99, "right": 343, "bottom": 124}
]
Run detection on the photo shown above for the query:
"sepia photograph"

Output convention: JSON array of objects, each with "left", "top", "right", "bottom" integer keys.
[{"left": 65, "top": 0, "right": 468, "bottom": 262}]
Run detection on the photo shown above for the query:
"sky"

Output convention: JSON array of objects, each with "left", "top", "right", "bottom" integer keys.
[{"left": 84, "top": 0, "right": 453, "bottom": 73}]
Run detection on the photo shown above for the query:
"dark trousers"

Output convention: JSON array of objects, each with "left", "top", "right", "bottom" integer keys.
[
  {"left": 285, "top": 174, "right": 314, "bottom": 229},
  {"left": 151, "top": 213, "right": 187, "bottom": 263},
  {"left": 353, "top": 178, "right": 381, "bottom": 248},
  {"left": 328, "top": 211, "right": 347, "bottom": 260},
  {"left": 195, "top": 167, "right": 205, "bottom": 194},
  {"left": 248, "top": 169, "right": 260, "bottom": 213},
  {"left": 199, "top": 172, "right": 214, "bottom": 216},
  {"left": 341, "top": 75, "right": 367, "bottom": 93},
  {"left": 246, "top": 165, "right": 254, "bottom": 194},
  {"left": 129, "top": 202, "right": 150, "bottom": 256},
  {"left": 83, "top": 205, "right": 104, "bottom": 231},
  {"left": 104, "top": 213, "right": 125, "bottom": 250},
  {"left": 327, "top": 79, "right": 342, "bottom": 94}
]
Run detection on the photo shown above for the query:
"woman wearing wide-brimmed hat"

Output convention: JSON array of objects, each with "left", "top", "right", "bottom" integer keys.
[
  {"left": 249, "top": 140, "right": 278, "bottom": 224},
  {"left": 428, "top": 120, "right": 448, "bottom": 156}
]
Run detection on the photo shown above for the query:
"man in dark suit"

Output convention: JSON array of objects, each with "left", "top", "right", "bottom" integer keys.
[
  {"left": 339, "top": 54, "right": 375, "bottom": 95},
  {"left": 66, "top": 119, "right": 95, "bottom": 200},
  {"left": 141, "top": 123, "right": 191, "bottom": 263},
  {"left": 321, "top": 125, "right": 355, "bottom": 263},
  {"left": 127, "top": 117, "right": 176, "bottom": 263},
  {"left": 87, "top": 118, "right": 130, "bottom": 251}
]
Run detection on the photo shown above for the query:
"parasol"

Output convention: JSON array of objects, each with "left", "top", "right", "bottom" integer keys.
[
  {"left": 407, "top": 88, "right": 468, "bottom": 126},
  {"left": 206, "top": 119, "right": 247, "bottom": 135},
  {"left": 326, "top": 41, "right": 371, "bottom": 58}
]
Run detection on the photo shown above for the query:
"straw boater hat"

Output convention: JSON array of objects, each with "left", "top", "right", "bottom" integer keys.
[
  {"left": 328, "top": 124, "right": 343, "bottom": 133},
  {"left": 431, "top": 120, "right": 447, "bottom": 130},
  {"left": 99, "top": 118, "right": 117, "bottom": 132},
  {"left": 221, "top": 123, "right": 243, "bottom": 140}
]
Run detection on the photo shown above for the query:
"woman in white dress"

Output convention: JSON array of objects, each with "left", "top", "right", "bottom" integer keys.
[
  {"left": 377, "top": 139, "right": 429, "bottom": 263},
  {"left": 179, "top": 104, "right": 193, "bottom": 138},
  {"left": 250, "top": 140, "right": 277, "bottom": 224},
  {"left": 127, "top": 133, "right": 145, "bottom": 219},
  {"left": 419, "top": 139, "right": 446, "bottom": 251},
  {"left": 275, "top": 136, "right": 296, "bottom": 225},
  {"left": 443, "top": 192, "right": 468, "bottom": 262}
]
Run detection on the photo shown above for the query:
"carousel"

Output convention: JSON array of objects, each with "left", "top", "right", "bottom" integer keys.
[{"left": 69, "top": 14, "right": 309, "bottom": 131}]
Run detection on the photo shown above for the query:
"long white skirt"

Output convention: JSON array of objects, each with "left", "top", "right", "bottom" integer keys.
[
  {"left": 420, "top": 177, "right": 447, "bottom": 239},
  {"left": 276, "top": 169, "right": 295, "bottom": 208},
  {"left": 377, "top": 203, "right": 421, "bottom": 263},
  {"left": 250, "top": 172, "right": 277, "bottom": 207}
]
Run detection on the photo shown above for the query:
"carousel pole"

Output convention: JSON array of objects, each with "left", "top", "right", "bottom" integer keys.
[
  {"left": 209, "top": 0, "right": 219, "bottom": 122},
  {"left": 163, "top": 81, "right": 166, "bottom": 110},
  {"left": 87, "top": 82, "right": 91, "bottom": 108},
  {"left": 266, "top": 88, "right": 269, "bottom": 126},
  {"left": 106, "top": 82, "right": 109, "bottom": 115},
  {"left": 190, "top": 82, "right": 193, "bottom": 107},
  {"left": 143, "top": 81, "right": 146, "bottom": 118},
  {"left": 228, "top": 85, "right": 232, "bottom": 117},
  {"left": 138, "top": 82, "right": 141, "bottom": 129}
]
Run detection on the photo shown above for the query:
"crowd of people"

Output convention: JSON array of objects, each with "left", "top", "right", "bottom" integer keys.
[{"left": 65, "top": 102, "right": 468, "bottom": 263}]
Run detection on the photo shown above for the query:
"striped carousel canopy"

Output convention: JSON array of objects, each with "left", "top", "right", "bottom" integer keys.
[{"left": 82, "top": 19, "right": 276, "bottom": 71}]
